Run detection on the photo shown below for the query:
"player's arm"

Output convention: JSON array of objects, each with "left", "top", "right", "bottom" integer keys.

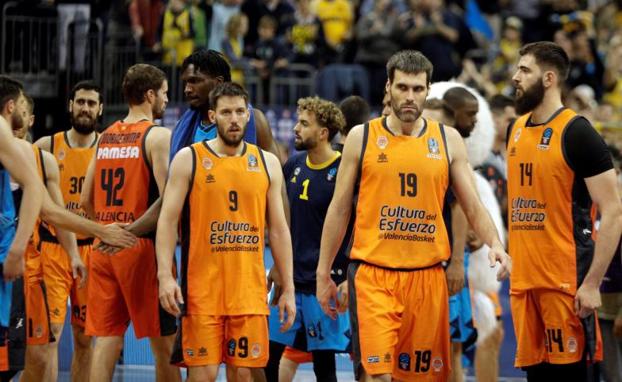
[
  {"left": 0, "top": 119, "right": 43, "bottom": 280},
  {"left": 317, "top": 124, "right": 363, "bottom": 318},
  {"left": 41, "top": 151, "right": 87, "bottom": 286},
  {"left": 146, "top": 126, "right": 171, "bottom": 195},
  {"left": 576, "top": 170, "right": 622, "bottom": 317},
  {"left": 33, "top": 135, "right": 52, "bottom": 152},
  {"left": 156, "top": 148, "right": 192, "bottom": 317},
  {"left": 446, "top": 126, "right": 511, "bottom": 280},
  {"left": 264, "top": 150, "right": 296, "bottom": 332},
  {"left": 446, "top": 201, "right": 467, "bottom": 296},
  {"left": 81, "top": 153, "right": 96, "bottom": 220}
]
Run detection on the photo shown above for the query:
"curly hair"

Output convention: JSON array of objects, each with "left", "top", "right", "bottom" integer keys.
[{"left": 297, "top": 97, "right": 345, "bottom": 140}]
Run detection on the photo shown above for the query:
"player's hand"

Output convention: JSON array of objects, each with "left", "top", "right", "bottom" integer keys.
[
  {"left": 158, "top": 274, "right": 183, "bottom": 317},
  {"left": 613, "top": 315, "right": 622, "bottom": 339},
  {"left": 317, "top": 275, "right": 338, "bottom": 320},
  {"left": 488, "top": 244, "right": 511, "bottom": 281},
  {"left": 574, "top": 283, "right": 601, "bottom": 318},
  {"left": 267, "top": 267, "right": 282, "bottom": 306},
  {"left": 93, "top": 242, "right": 123, "bottom": 255},
  {"left": 445, "top": 259, "right": 465, "bottom": 296},
  {"left": 71, "top": 255, "right": 88, "bottom": 289},
  {"left": 277, "top": 287, "right": 296, "bottom": 332},
  {"left": 3, "top": 244, "right": 25, "bottom": 281},
  {"left": 336, "top": 280, "right": 348, "bottom": 313},
  {"left": 99, "top": 223, "right": 137, "bottom": 248}
]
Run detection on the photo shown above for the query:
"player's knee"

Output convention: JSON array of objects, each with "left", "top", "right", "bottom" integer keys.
[
  {"left": 26, "top": 345, "right": 50, "bottom": 368},
  {"left": 50, "top": 323, "right": 63, "bottom": 340},
  {"left": 73, "top": 331, "right": 92, "bottom": 350},
  {"left": 188, "top": 366, "right": 218, "bottom": 382},
  {"left": 236, "top": 367, "right": 252, "bottom": 382}
]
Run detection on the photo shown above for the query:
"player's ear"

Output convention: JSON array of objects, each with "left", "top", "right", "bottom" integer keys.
[
  {"left": 68, "top": 100, "right": 74, "bottom": 113},
  {"left": 98, "top": 103, "right": 103, "bottom": 117},
  {"left": 208, "top": 110, "right": 216, "bottom": 124}
]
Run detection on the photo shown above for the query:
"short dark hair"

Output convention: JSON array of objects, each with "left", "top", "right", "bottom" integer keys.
[
  {"left": 443, "top": 87, "right": 477, "bottom": 112},
  {"left": 339, "top": 96, "right": 370, "bottom": 136},
  {"left": 386, "top": 50, "right": 434, "bottom": 84},
  {"left": 0, "top": 75, "right": 24, "bottom": 111},
  {"left": 489, "top": 94, "right": 514, "bottom": 113},
  {"left": 298, "top": 97, "right": 345, "bottom": 140},
  {"left": 122, "top": 64, "right": 167, "bottom": 106},
  {"left": 519, "top": 41, "right": 570, "bottom": 82},
  {"left": 209, "top": 82, "right": 249, "bottom": 109},
  {"left": 181, "top": 49, "right": 232, "bottom": 82},
  {"left": 70, "top": 80, "right": 103, "bottom": 103}
]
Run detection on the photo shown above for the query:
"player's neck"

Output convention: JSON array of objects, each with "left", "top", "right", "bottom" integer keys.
[
  {"left": 124, "top": 104, "right": 153, "bottom": 124},
  {"left": 529, "top": 92, "right": 564, "bottom": 125},
  {"left": 67, "top": 128, "right": 96, "bottom": 148},
  {"left": 387, "top": 114, "right": 425, "bottom": 136},
  {"left": 212, "top": 138, "right": 245, "bottom": 157},
  {"left": 307, "top": 143, "right": 336, "bottom": 165}
]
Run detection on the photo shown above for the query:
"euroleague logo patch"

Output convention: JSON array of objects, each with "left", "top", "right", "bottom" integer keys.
[
  {"left": 537, "top": 127, "right": 553, "bottom": 150},
  {"left": 427, "top": 138, "right": 442, "bottom": 160},
  {"left": 247, "top": 154, "right": 260, "bottom": 172}
]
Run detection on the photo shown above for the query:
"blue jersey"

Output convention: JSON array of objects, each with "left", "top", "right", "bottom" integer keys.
[
  {"left": 284, "top": 152, "right": 349, "bottom": 292},
  {"left": 171, "top": 104, "right": 258, "bottom": 161},
  {"left": 0, "top": 167, "right": 16, "bottom": 328}
]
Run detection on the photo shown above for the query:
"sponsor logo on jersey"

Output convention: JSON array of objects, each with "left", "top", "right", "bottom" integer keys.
[
  {"left": 327, "top": 167, "right": 337, "bottom": 181},
  {"left": 568, "top": 337, "right": 577, "bottom": 353},
  {"left": 206, "top": 174, "right": 216, "bottom": 184},
  {"left": 251, "top": 343, "right": 262, "bottom": 358},
  {"left": 384, "top": 353, "right": 391, "bottom": 363},
  {"left": 227, "top": 339, "right": 236, "bottom": 357},
  {"left": 186, "top": 348, "right": 194, "bottom": 357},
  {"left": 367, "top": 355, "right": 380, "bottom": 364},
  {"left": 96, "top": 146, "right": 140, "bottom": 160},
  {"left": 377, "top": 153, "right": 388, "bottom": 163},
  {"left": 198, "top": 347, "right": 208, "bottom": 357},
  {"left": 432, "top": 357, "right": 444, "bottom": 372}
]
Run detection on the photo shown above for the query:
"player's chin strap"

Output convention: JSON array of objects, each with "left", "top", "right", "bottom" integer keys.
[{"left": 581, "top": 314, "right": 597, "bottom": 382}]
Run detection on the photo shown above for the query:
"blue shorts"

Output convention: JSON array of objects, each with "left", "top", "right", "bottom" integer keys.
[
  {"left": 448, "top": 254, "right": 476, "bottom": 346},
  {"left": 268, "top": 291, "right": 351, "bottom": 352}
]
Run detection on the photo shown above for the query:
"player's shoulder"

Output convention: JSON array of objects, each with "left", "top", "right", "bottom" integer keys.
[{"left": 34, "top": 135, "right": 53, "bottom": 151}]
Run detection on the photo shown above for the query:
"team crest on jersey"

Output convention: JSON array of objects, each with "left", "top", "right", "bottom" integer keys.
[
  {"left": 291, "top": 167, "right": 300, "bottom": 183},
  {"left": 57, "top": 149, "right": 66, "bottom": 161},
  {"left": 432, "top": 357, "right": 444, "bottom": 372},
  {"left": 327, "top": 167, "right": 337, "bottom": 181},
  {"left": 377, "top": 135, "right": 389, "bottom": 149},
  {"left": 251, "top": 343, "right": 262, "bottom": 358},
  {"left": 427, "top": 138, "right": 442, "bottom": 160},
  {"left": 202, "top": 157, "right": 213, "bottom": 170},
  {"left": 514, "top": 127, "right": 522, "bottom": 142},
  {"left": 247, "top": 154, "right": 260, "bottom": 172},
  {"left": 537, "top": 128, "right": 553, "bottom": 150}
]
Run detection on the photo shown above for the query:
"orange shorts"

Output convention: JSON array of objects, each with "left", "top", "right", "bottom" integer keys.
[
  {"left": 282, "top": 347, "right": 312, "bottom": 364},
  {"left": 510, "top": 288, "right": 603, "bottom": 367},
  {"left": 40, "top": 240, "right": 91, "bottom": 326},
  {"left": 349, "top": 262, "right": 450, "bottom": 381},
  {"left": 85, "top": 238, "right": 176, "bottom": 339},
  {"left": 173, "top": 315, "right": 268, "bottom": 368},
  {"left": 24, "top": 243, "right": 53, "bottom": 346}
]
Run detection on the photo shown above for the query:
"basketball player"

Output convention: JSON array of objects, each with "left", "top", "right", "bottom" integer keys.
[
  {"left": 12, "top": 94, "right": 87, "bottom": 382},
  {"left": 80, "top": 64, "right": 179, "bottom": 382},
  {"left": 0, "top": 78, "right": 44, "bottom": 382},
  {"left": 317, "top": 50, "right": 511, "bottom": 381},
  {"left": 34, "top": 80, "right": 102, "bottom": 381},
  {"left": 156, "top": 82, "right": 295, "bottom": 382},
  {"left": 265, "top": 97, "right": 350, "bottom": 382},
  {"left": 508, "top": 41, "right": 622, "bottom": 381},
  {"left": 335, "top": 95, "right": 371, "bottom": 152},
  {"left": 106, "top": 49, "right": 284, "bottom": 253}
]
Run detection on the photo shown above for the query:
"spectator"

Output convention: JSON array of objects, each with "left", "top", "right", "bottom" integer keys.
[
  {"left": 604, "top": 34, "right": 622, "bottom": 108},
  {"left": 354, "top": 0, "right": 400, "bottom": 104},
  {"left": 160, "top": 0, "right": 194, "bottom": 66},
  {"left": 398, "top": 0, "right": 463, "bottom": 81},
  {"left": 129, "top": 0, "right": 165, "bottom": 59},
  {"left": 222, "top": 13, "right": 250, "bottom": 84},
  {"left": 247, "top": 15, "right": 291, "bottom": 99},
  {"left": 190, "top": 0, "right": 209, "bottom": 49},
  {"left": 242, "top": 0, "right": 296, "bottom": 47},
  {"left": 208, "top": 0, "right": 242, "bottom": 51},
  {"left": 567, "top": 22, "right": 605, "bottom": 99},
  {"left": 288, "top": 0, "right": 327, "bottom": 67},
  {"left": 313, "top": 0, "right": 354, "bottom": 61}
]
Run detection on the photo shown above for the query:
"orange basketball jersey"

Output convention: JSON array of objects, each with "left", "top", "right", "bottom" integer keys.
[
  {"left": 50, "top": 132, "right": 97, "bottom": 239},
  {"left": 31, "top": 144, "right": 48, "bottom": 247},
  {"left": 93, "top": 120, "right": 157, "bottom": 224},
  {"left": 507, "top": 108, "right": 592, "bottom": 294},
  {"left": 350, "top": 117, "right": 451, "bottom": 269},
  {"left": 181, "top": 141, "right": 270, "bottom": 316}
]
